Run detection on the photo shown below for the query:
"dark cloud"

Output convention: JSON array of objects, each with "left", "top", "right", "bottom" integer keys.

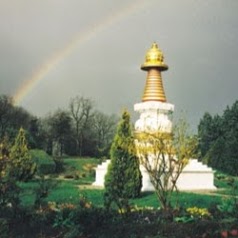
[{"left": 0, "top": 0, "right": 238, "bottom": 131}]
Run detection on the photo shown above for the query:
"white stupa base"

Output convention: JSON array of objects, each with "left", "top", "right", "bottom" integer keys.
[
  {"left": 92, "top": 160, "right": 110, "bottom": 186},
  {"left": 140, "top": 159, "right": 216, "bottom": 191},
  {"left": 176, "top": 159, "right": 216, "bottom": 190},
  {"left": 140, "top": 165, "right": 155, "bottom": 191},
  {"left": 92, "top": 159, "right": 216, "bottom": 191}
]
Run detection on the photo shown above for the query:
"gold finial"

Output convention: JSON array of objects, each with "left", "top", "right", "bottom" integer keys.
[
  {"left": 141, "top": 43, "right": 168, "bottom": 102},
  {"left": 141, "top": 42, "right": 168, "bottom": 71}
]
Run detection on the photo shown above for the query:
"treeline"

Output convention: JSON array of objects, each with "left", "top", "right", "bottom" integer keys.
[
  {"left": 2, "top": 93, "right": 238, "bottom": 175},
  {"left": 0, "top": 94, "right": 118, "bottom": 157},
  {"left": 198, "top": 100, "right": 238, "bottom": 175}
]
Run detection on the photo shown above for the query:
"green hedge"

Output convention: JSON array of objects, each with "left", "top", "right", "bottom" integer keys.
[{"left": 30, "top": 149, "right": 55, "bottom": 175}]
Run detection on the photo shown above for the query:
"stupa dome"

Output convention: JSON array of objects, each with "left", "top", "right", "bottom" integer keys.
[{"left": 141, "top": 42, "right": 168, "bottom": 71}]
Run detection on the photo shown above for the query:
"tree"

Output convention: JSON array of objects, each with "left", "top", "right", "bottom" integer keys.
[
  {"left": 93, "top": 111, "right": 118, "bottom": 157},
  {"left": 104, "top": 110, "right": 142, "bottom": 211},
  {"left": 205, "top": 136, "right": 226, "bottom": 171},
  {"left": 218, "top": 102, "right": 238, "bottom": 175},
  {"left": 0, "top": 136, "right": 19, "bottom": 209},
  {"left": 0, "top": 136, "right": 10, "bottom": 182},
  {"left": 135, "top": 120, "right": 197, "bottom": 210},
  {"left": 0, "top": 95, "right": 14, "bottom": 138},
  {"left": 198, "top": 101, "right": 238, "bottom": 175},
  {"left": 47, "top": 110, "right": 72, "bottom": 156},
  {"left": 198, "top": 112, "right": 218, "bottom": 159},
  {"left": 27, "top": 118, "right": 42, "bottom": 149},
  {"left": 9, "top": 127, "right": 36, "bottom": 181},
  {"left": 0, "top": 94, "right": 35, "bottom": 144},
  {"left": 69, "top": 96, "right": 94, "bottom": 156}
]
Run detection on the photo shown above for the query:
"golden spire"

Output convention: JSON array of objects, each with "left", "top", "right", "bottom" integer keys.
[{"left": 141, "top": 43, "right": 168, "bottom": 102}]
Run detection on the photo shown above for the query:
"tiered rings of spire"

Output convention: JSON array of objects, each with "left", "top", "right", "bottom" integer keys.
[{"left": 141, "top": 43, "right": 168, "bottom": 102}]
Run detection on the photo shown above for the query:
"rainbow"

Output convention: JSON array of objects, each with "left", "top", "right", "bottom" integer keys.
[{"left": 13, "top": 0, "right": 151, "bottom": 105}]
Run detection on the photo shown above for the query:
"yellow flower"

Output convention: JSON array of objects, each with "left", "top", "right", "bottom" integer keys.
[{"left": 186, "top": 207, "right": 210, "bottom": 218}]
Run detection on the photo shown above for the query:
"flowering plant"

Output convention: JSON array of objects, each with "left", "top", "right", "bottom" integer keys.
[{"left": 186, "top": 206, "right": 211, "bottom": 218}]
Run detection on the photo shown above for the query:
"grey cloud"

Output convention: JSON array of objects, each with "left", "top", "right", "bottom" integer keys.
[{"left": 0, "top": 0, "right": 238, "bottom": 132}]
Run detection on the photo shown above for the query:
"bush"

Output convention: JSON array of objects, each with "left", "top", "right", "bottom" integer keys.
[
  {"left": 9, "top": 128, "right": 36, "bottom": 181},
  {"left": 104, "top": 110, "right": 142, "bottom": 211},
  {"left": 61, "top": 206, "right": 119, "bottom": 237},
  {"left": 0, "top": 218, "right": 9, "bottom": 238},
  {"left": 34, "top": 176, "right": 58, "bottom": 208},
  {"left": 30, "top": 149, "right": 56, "bottom": 175},
  {"left": 53, "top": 157, "right": 64, "bottom": 173},
  {"left": 0, "top": 137, "right": 20, "bottom": 210},
  {"left": 0, "top": 177, "right": 20, "bottom": 210}
]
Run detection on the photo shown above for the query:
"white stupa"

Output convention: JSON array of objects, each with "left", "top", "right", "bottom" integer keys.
[{"left": 93, "top": 43, "right": 216, "bottom": 191}]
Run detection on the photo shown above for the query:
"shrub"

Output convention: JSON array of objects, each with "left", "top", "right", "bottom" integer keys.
[
  {"left": 64, "top": 174, "right": 75, "bottom": 179},
  {"left": 63, "top": 206, "right": 118, "bottom": 237},
  {"left": 30, "top": 149, "right": 56, "bottom": 175},
  {"left": 83, "top": 163, "right": 95, "bottom": 177},
  {"left": 53, "top": 156, "right": 64, "bottom": 173},
  {"left": 0, "top": 137, "right": 20, "bottom": 210},
  {"left": 0, "top": 218, "right": 9, "bottom": 238},
  {"left": 9, "top": 128, "right": 36, "bottom": 181},
  {"left": 34, "top": 175, "right": 58, "bottom": 208},
  {"left": 0, "top": 177, "right": 20, "bottom": 210},
  {"left": 186, "top": 207, "right": 211, "bottom": 219},
  {"left": 104, "top": 110, "right": 142, "bottom": 211}
]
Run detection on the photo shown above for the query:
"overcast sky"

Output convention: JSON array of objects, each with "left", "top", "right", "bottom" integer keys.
[{"left": 0, "top": 0, "right": 238, "bottom": 131}]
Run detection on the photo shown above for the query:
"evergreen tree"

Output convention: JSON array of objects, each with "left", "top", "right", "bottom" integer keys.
[
  {"left": 0, "top": 136, "right": 10, "bottom": 177},
  {"left": 0, "top": 136, "right": 19, "bottom": 208},
  {"left": 198, "top": 112, "right": 222, "bottom": 159},
  {"left": 198, "top": 101, "right": 238, "bottom": 175},
  {"left": 221, "top": 102, "right": 238, "bottom": 175},
  {"left": 104, "top": 110, "right": 142, "bottom": 211},
  {"left": 9, "top": 127, "right": 36, "bottom": 181}
]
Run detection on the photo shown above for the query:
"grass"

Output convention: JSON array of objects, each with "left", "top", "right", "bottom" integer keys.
[
  {"left": 19, "top": 157, "right": 101, "bottom": 206},
  {"left": 63, "top": 157, "right": 99, "bottom": 171},
  {"left": 214, "top": 181, "right": 238, "bottom": 197},
  {"left": 10, "top": 157, "right": 238, "bottom": 238},
  {"left": 19, "top": 180, "right": 222, "bottom": 209},
  {"left": 47, "top": 180, "right": 82, "bottom": 204},
  {"left": 131, "top": 191, "right": 221, "bottom": 209},
  {"left": 172, "top": 192, "right": 221, "bottom": 208},
  {"left": 60, "top": 157, "right": 100, "bottom": 183},
  {"left": 19, "top": 180, "right": 38, "bottom": 206},
  {"left": 18, "top": 157, "right": 236, "bottom": 209}
]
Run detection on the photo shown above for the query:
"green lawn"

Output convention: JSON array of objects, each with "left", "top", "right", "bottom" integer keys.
[
  {"left": 63, "top": 157, "right": 99, "bottom": 171},
  {"left": 60, "top": 157, "right": 100, "bottom": 183},
  {"left": 19, "top": 181, "right": 222, "bottom": 210},
  {"left": 18, "top": 157, "right": 236, "bottom": 209},
  {"left": 10, "top": 157, "right": 238, "bottom": 238},
  {"left": 131, "top": 191, "right": 222, "bottom": 209},
  {"left": 19, "top": 157, "right": 99, "bottom": 206}
]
